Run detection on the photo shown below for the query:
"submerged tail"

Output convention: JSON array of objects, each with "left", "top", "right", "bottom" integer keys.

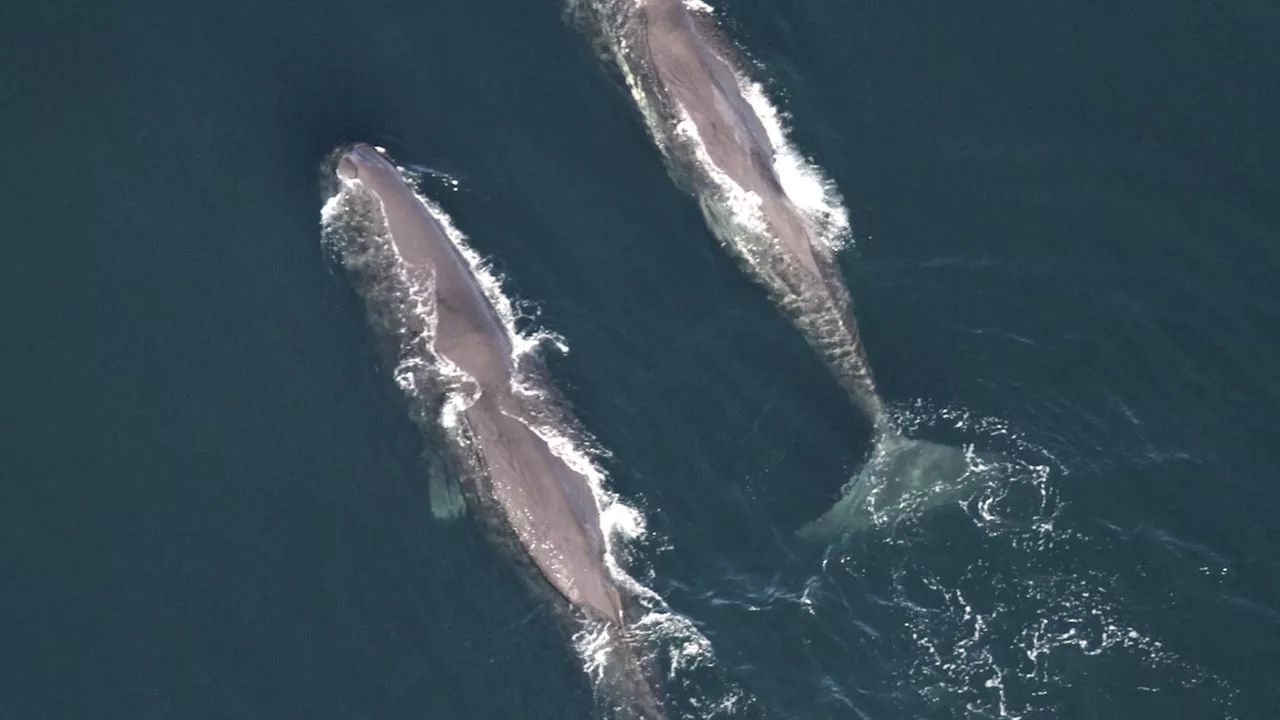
[
  {"left": 586, "top": 617, "right": 667, "bottom": 720},
  {"left": 799, "top": 433, "right": 991, "bottom": 540}
]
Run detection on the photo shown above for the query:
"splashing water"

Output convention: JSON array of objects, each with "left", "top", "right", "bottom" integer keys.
[{"left": 810, "top": 403, "right": 1239, "bottom": 718}]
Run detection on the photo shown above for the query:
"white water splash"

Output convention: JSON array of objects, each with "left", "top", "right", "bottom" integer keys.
[
  {"left": 820, "top": 403, "right": 1238, "bottom": 718},
  {"left": 734, "top": 76, "right": 852, "bottom": 254},
  {"left": 582, "top": 0, "right": 852, "bottom": 268}
]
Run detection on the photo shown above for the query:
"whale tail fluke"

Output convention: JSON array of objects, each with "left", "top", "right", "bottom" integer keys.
[{"left": 799, "top": 434, "right": 997, "bottom": 541}]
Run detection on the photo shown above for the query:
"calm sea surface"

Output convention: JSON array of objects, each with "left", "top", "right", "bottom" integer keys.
[{"left": 3, "top": 1, "right": 1278, "bottom": 718}]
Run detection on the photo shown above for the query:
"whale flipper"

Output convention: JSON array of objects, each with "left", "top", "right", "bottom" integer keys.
[
  {"left": 799, "top": 436, "right": 996, "bottom": 540},
  {"left": 426, "top": 449, "right": 467, "bottom": 521}
]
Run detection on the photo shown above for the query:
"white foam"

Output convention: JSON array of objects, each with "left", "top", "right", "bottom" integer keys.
[
  {"left": 381, "top": 171, "right": 661, "bottom": 557},
  {"left": 570, "top": 601, "right": 754, "bottom": 718},
  {"left": 736, "top": 80, "right": 852, "bottom": 251},
  {"left": 629, "top": 0, "right": 853, "bottom": 259},
  {"left": 826, "top": 401, "right": 1239, "bottom": 717},
  {"left": 671, "top": 108, "right": 769, "bottom": 239}
]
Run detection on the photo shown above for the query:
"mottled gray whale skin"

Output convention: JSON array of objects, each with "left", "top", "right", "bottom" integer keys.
[
  {"left": 329, "top": 144, "right": 664, "bottom": 719},
  {"left": 577, "top": 0, "right": 985, "bottom": 538},
  {"left": 337, "top": 143, "right": 626, "bottom": 626},
  {"left": 643, "top": 0, "right": 824, "bottom": 280},
  {"left": 588, "top": 0, "right": 889, "bottom": 426}
]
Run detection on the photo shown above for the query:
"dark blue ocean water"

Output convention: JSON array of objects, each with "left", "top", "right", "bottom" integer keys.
[{"left": 3, "top": 1, "right": 1279, "bottom": 718}]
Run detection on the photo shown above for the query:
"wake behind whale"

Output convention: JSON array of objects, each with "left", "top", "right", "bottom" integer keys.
[{"left": 572, "top": 0, "right": 991, "bottom": 538}]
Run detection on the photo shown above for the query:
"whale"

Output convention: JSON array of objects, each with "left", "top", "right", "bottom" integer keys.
[
  {"left": 323, "top": 144, "right": 664, "bottom": 718},
  {"left": 573, "top": 0, "right": 986, "bottom": 537}
]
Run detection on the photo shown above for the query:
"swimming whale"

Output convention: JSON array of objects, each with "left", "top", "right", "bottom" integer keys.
[
  {"left": 574, "top": 0, "right": 984, "bottom": 537},
  {"left": 324, "top": 144, "right": 664, "bottom": 718}
]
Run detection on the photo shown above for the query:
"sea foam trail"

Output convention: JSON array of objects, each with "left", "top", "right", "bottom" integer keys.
[{"left": 321, "top": 154, "right": 752, "bottom": 718}]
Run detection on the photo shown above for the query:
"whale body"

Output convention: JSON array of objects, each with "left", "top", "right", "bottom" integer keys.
[
  {"left": 575, "top": 0, "right": 984, "bottom": 537},
  {"left": 323, "top": 144, "right": 663, "bottom": 717}
]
